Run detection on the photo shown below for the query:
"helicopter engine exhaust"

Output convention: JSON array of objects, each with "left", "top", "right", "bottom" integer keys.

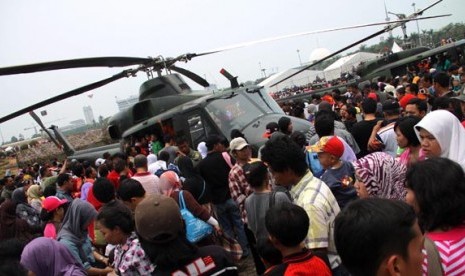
[{"left": 220, "top": 68, "right": 239, "bottom": 89}]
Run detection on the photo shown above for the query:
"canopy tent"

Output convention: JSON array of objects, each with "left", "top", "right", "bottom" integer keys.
[
  {"left": 259, "top": 66, "right": 323, "bottom": 93},
  {"left": 323, "top": 52, "right": 379, "bottom": 81}
]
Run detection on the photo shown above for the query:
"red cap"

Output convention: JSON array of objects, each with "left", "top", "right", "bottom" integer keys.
[
  {"left": 310, "top": 136, "right": 344, "bottom": 158},
  {"left": 42, "top": 196, "right": 68, "bottom": 212},
  {"left": 367, "top": 92, "right": 378, "bottom": 101}
]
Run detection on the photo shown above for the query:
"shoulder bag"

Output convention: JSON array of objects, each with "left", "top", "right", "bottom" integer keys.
[{"left": 178, "top": 191, "right": 213, "bottom": 243}]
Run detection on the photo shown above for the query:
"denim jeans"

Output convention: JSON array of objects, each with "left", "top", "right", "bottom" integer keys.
[{"left": 214, "top": 198, "right": 250, "bottom": 256}]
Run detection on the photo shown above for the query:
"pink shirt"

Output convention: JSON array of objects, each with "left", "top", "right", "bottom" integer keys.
[
  {"left": 398, "top": 148, "right": 426, "bottom": 166},
  {"left": 44, "top": 222, "right": 57, "bottom": 239},
  {"left": 423, "top": 225, "right": 465, "bottom": 275},
  {"left": 131, "top": 172, "right": 161, "bottom": 195}
]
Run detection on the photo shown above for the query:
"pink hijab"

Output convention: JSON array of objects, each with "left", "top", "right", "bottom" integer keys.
[{"left": 159, "top": 171, "right": 182, "bottom": 196}]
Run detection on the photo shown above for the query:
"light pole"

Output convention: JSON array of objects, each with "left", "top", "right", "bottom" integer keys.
[
  {"left": 297, "top": 49, "right": 302, "bottom": 66},
  {"left": 412, "top": 3, "right": 422, "bottom": 46}
]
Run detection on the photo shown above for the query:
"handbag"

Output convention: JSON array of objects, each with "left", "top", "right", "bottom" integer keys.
[
  {"left": 178, "top": 191, "right": 213, "bottom": 243},
  {"left": 216, "top": 232, "right": 243, "bottom": 262}
]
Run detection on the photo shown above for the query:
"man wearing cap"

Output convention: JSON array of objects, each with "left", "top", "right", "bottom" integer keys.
[
  {"left": 228, "top": 137, "right": 252, "bottom": 221},
  {"left": 261, "top": 135, "right": 343, "bottom": 274},
  {"left": 135, "top": 194, "right": 238, "bottom": 275},
  {"left": 368, "top": 100, "right": 401, "bottom": 157},
  {"left": 312, "top": 136, "right": 357, "bottom": 210}
]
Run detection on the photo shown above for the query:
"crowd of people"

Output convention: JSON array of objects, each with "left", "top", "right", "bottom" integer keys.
[
  {"left": 0, "top": 60, "right": 465, "bottom": 275},
  {"left": 15, "top": 129, "right": 107, "bottom": 166},
  {"left": 271, "top": 72, "right": 357, "bottom": 100}
]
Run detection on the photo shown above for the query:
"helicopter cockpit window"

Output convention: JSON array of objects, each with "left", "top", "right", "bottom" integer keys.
[
  {"left": 244, "top": 88, "right": 283, "bottom": 114},
  {"left": 205, "top": 93, "right": 264, "bottom": 136}
]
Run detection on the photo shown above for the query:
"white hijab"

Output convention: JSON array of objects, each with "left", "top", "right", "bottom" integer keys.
[{"left": 415, "top": 110, "right": 465, "bottom": 170}]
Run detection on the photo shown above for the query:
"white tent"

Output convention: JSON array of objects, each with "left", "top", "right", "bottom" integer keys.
[
  {"left": 392, "top": 41, "right": 403, "bottom": 53},
  {"left": 259, "top": 67, "right": 323, "bottom": 93},
  {"left": 323, "top": 52, "right": 379, "bottom": 81}
]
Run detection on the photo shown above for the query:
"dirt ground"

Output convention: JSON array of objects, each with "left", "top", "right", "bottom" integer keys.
[{"left": 237, "top": 254, "right": 258, "bottom": 275}]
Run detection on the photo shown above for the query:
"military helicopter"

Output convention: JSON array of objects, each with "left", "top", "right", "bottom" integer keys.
[{"left": 0, "top": 0, "right": 449, "bottom": 162}]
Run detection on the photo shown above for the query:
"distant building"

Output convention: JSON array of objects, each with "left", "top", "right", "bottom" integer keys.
[
  {"left": 83, "top": 106, "right": 95, "bottom": 125},
  {"left": 116, "top": 95, "right": 139, "bottom": 111},
  {"left": 61, "top": 119, "right": 86, "bottom": 132}
]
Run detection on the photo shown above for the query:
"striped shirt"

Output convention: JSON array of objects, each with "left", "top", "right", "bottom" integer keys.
[
  {"left": 423, "top": 225, "right": 465, "bottom": 276},
  {"left": 290, "top": 170, "right": 341, "bottom": 269}
]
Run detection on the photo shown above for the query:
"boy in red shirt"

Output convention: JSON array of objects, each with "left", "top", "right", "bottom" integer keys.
[{"left": 264, "top": 202, "right": 331, "bottom": 275}]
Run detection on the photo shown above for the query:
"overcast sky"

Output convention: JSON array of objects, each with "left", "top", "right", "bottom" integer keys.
[{"left": 0, "top": 0, "right": 461, "bottom": 141}]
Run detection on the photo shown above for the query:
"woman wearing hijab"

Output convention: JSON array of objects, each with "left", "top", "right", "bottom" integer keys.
[
  {"left": 159, "top": 171, "right": 220, "bottom": 242},
  {"left": 0, "top": 201, "right": 33, "bottom": 242},
  {"left": 57, "top": 199, "right": 113, "bottom": 275},
  {"left": 414, "top": 109, "right": 465, "bottom": 170},
  {"left": 26, "top": 185, "right": 43, "bottom": 212},
  {"left": 352, "top": 152, "right": 407, "bottom": 200},
  {"left": 12, "top": 187, "right": 41, "bottom": 228},
  {"left": 21, "top": 237, "right": 86, "bottom": 276}
]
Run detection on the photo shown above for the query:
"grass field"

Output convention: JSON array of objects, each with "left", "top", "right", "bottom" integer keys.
[{"left": 0, "top": 157, "right": 19, "bottom": 177}]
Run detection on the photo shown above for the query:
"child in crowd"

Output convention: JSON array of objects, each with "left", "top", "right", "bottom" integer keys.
[
  {"left": 243, "top": 160, "right": 292, "bottom": 274},
  {"left": 312, "top": 136, "right": 357, "bottom": 209},
  {"left": 256, "top": 238, "right": 282, "bottom": 275},
  {"left": 264, "top": 202, "right": 331, "bottom": 275},
  {"left": 150, "top": 134, "right": 163, "bottom": 155},
  {"left": 244, "top": 160, "right": 292, "bottom": 242}
]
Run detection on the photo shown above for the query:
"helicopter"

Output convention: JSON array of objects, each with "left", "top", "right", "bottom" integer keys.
[{"left": 0, "top": 0, "right": 450, "bottom": 163}]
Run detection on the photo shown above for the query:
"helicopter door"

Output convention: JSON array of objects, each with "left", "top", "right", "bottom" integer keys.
[{"left": 182, "top": 109, "right": 218, "bottom": 149}]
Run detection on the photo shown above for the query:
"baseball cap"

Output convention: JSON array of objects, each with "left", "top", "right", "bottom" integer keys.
[
  {"left": 262, "top": 122, "right": 279, "bottom": 138},
  {"left": 310, "top": 136, "right": 344, "bottom": 158},
  {"left": 135, "top": 194, "right": 183, "bottom": 244},
  {"left": 229, "top": 137, "right": 249, "bottom": 151},
  {"left": 382, "top": 99, "right": 400, "bottom": 111},
  {"left": 384, "top": 84, "right": 395, "bottom": 93},
  {"left": 367, "top": 93, "right": 378, "bottom": 101},
  {"left": 42, "top": 196, "right": 68, "bottom": 212},
  {"left": 95, "top": 158, "right": 105, "bottom": 167}
]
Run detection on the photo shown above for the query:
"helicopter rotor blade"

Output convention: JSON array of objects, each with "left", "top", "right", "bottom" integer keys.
[
  {"left": 0, "top": 70, "right": 132, "bottom": 124},
  {"left": 196, "top": 16, "right": 447, "bottom": 56},
  {"left": 169, "top": 65, "right": 210, "bottom": 87},
  {"left": 28, "top": 111, "right": 62, "bottom": 149},
  {"left": 269, "top": 10, "right": 447, "bottom": 86},
  {"left": 0, "top": 57, "right": 152, "bottom": 76}
]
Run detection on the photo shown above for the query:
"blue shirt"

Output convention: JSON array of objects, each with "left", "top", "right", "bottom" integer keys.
[
  {"left": 320, "top": 161, "right": 357, "bottom": 209},
  {"left": 59, "top": 236, "right": 94, "bottom": 270}
]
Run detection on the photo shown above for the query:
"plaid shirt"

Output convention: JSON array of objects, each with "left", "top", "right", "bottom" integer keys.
[
  {"left": 228, "top": 163, "right": 252, "bottom": 224},
  {"left": 290, "top": 170, "right": 341, "bottom": 269},
  {"left": 113, "top": 232, "right": 155, "bottom": 276}
]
